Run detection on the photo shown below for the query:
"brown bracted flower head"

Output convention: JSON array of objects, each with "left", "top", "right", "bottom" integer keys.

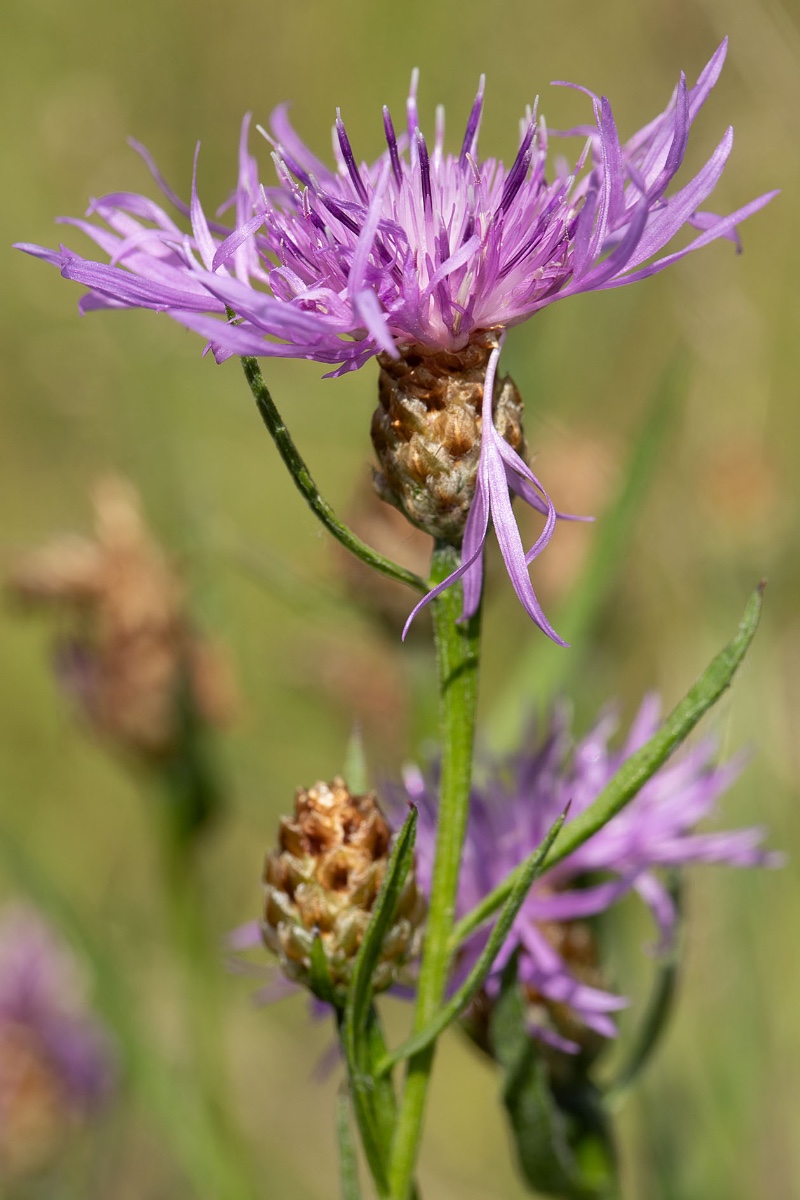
[{"left": 262, "top": 778, "right": 425, "bottom": 999}]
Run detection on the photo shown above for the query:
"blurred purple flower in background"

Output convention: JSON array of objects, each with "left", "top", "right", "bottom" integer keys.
[
  {"left": 16, "top": 40, "right": 776, "bottom": 635},
  {"left": 387, "top": 696, "right": 779, "bottom": 1053},
  {"left": 0, "top": 906, "right": 114, "bottom": 1177}
]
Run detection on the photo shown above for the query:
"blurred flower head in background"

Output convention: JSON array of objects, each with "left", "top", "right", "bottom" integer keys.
[
  {"left": 7, "top": 476, "right": 236, "bottom": 763},
  {"left": 15, "top": 40, "right": 776, "bottom": 638},
  {"left": 0, "top": 905, "right": 114, "bottom": 1179},
  {"left": 388, "top": 696, "right": 779, "bottom": 1054}
]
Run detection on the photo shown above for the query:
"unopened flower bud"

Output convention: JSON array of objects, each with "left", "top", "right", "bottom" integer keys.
[
  {"left": 371, "top": 333, "right": 525, "bottom": 543},
  {"left": 262, "top": 778, "right": 425, "bottom": 1000}
]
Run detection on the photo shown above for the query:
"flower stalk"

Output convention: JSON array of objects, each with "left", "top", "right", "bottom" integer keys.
[
  {"left": 389, "top": 542, "right": 482, "bottom": 1200},
  {"left": 238, "top": 352, "right": 427, "bottom": 596}
]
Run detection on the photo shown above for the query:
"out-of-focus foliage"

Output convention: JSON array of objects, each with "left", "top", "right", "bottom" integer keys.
[{"left": 1, "top": 0, "right": 798, "bottom": 1195}]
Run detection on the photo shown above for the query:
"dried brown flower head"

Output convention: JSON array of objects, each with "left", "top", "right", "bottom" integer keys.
[
  {"left": 371, "top": 333, "right": 525, "bottom": 544},
  {"left": 263, "top": 778, "right": 425, "bottom": 998},
  {"left": 7, "top": 476, "right": 236, "bottom": 760}
]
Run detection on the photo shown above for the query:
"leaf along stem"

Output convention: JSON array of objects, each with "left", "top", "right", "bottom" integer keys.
[
  {"left": 340, "top": 807, "right": 418, "bottom": 1197},
  {"left": 451, "top": 585, "right": 763, "bottom": 947},
  {"left": 238, "top": 353, "right": 427, "bottom": 594},
  {"left": 375, "top": 811, "right": 566, "bottom": 1077}
]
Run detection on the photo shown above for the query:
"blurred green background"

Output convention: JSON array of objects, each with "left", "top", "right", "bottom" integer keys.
[{"left": 1, "top": 0, "right": 798, "bottom": 1195}]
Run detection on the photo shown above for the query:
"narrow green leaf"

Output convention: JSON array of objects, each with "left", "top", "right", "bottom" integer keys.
[
  {"left": 544, "top": 584, "right": 764, "bottom": 872},
  {"left": 454, "top": 586, "right": 764, "bottom": 930},
  {"left": 488, "top": 357, "right": 684, "bottom": 750},
  {"left": 339, "top": 807, "right": 417, "bottom": 1198},
  {"left": 344, "top": 1080, "right": 389, "bottom": 1199},
  {"left": 364, "top": 1006, "right": 398, "bottom": 1141},
  {"left": 607, "top": 874, "right": 683, "bottom": 1105},
  {"left": 238, "top": 352, "right": 427, "bottom": 594},
  {"left": 376, "top": 812, "right": 566, "bottom": 1076},
  {"left": 339, "top": 1008, "right": 395, "bottom": 1198},
  {"left": 337, "top": 1090, "right": 363, "bottom": 1200},
  {"left": 344, "top": 806, "right": 418, "bottom": 1051}
]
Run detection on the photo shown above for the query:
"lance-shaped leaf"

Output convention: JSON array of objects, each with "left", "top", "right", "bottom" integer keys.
[
  {"left": 309, "top": 931, "right": 339, "bottom": 1008},
  {"left": 344, "top": 805, "right": 418, "bottom": 1049},
  {"left": 339, "top": 806, "right": 418, "bottom": 1196},
  {"left": 451, "top": 585, "right": 764, "bottom": 937},
  {"left": 375, "top": 811, "right": 566, "bottom": 1076},
  {"left": 544, "top": 584, "right": 764, "bottom": 871}
]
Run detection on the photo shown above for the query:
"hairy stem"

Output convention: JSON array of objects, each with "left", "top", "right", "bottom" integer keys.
[{"left": 388, "top": 542, "right": 481, "bottom": 1199}]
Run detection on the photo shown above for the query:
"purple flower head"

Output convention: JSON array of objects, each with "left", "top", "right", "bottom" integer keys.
[
  {"left": 387, "top": 696, "right": 779, "bottom": 1054},
  {"left": 16, "top": 42, "right": 776, "bottom": 637},
  {"left": 0, "top": 906, "right": 115, "bottom": 1173}
]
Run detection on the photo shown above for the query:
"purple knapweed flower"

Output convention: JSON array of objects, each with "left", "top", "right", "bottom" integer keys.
[
  {"left": 387, "top": 696, "right": 779, "bottom": 1053},
  {"left": 15, "top": 41, "right": 775, "bottom": 639},
  {"left": 0, "top": 906, "right": 114, "bottom": 1175}
]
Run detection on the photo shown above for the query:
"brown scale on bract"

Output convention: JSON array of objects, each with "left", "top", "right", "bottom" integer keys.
[
  {"left": 262, "top": 778, "right": 425, "bottom": 997},
  {"left": 371, "top": 332, "right": 526, "bottom": 544},
  {"left": 7, "top": 476, "right": 236, "bottom": 760}
]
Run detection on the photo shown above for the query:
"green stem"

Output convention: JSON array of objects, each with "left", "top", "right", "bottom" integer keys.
[
  {"left": 238, "top": 354, "right": 426, "bottom": 594},
  {"left": 388, "top": 542, "right": 482, "bottom": 1200}
]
